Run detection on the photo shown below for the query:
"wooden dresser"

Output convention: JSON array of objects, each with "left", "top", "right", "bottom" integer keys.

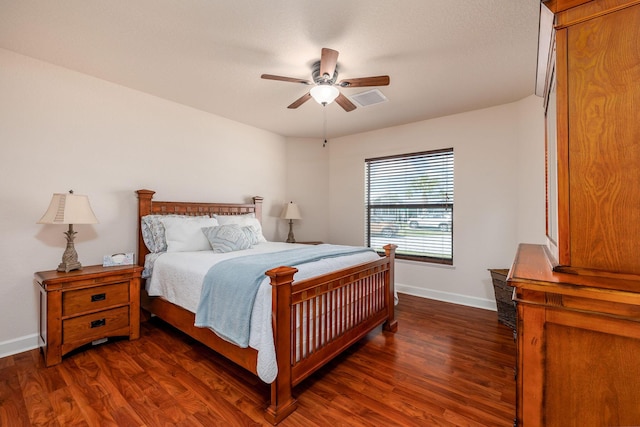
[
  {"left": 35, "top": 264, "right": 143, "bottom": 366},
  {"left": 509, "top": 0, "right": 640, "bottom": 425},
  {"left": 510, "top": 245, "right": 640, "bottom": 426}
]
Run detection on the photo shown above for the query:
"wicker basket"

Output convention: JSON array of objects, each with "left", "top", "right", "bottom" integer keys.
[{"left": 489, "top": 269, "right": 516, "bottom": 331}]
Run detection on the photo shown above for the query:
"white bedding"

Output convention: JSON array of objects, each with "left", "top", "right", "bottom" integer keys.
[{"left": 146, "top": 242, "right": 382, "bottom": 383}]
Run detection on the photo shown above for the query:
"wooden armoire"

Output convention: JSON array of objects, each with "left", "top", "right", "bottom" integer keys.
[{"left": 509, "top": 0, "right": 640, "bottom": 425}]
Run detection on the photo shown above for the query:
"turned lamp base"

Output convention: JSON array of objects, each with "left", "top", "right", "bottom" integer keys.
[
  {"left": 57, "top": 224, "right": 82, "bottom": 272},
  {"left": 286, "top": 219, "right": 296, "bottom": 243}
]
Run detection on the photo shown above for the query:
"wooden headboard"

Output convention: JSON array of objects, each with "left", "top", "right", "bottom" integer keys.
[{"left": 135, "top": 189, "right": 264, "bottom": 267}]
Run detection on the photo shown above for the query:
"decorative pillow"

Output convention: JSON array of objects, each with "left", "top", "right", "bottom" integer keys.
[
  {"left": 241, "top": 225, "right": 260, "bottom": 245},
  {"left": 202, "top": 224, "right": 253, "bottom": 253},
  {"left": 160, "top": 216, "right": 219, "bottom": 252},
  {"left": 213, "top": 213, "right": 267, "bottom": 243},
  {"left": 141, "top": 214, "right": 193, "bottom": 253}
]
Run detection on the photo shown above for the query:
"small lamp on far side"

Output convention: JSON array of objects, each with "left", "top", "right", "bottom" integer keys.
[
  {"left": 280, "top": 201, "right": 302, "bottom": 243},
  {"left": 38, "top": 190, "right": 99, "bottom": 272}
]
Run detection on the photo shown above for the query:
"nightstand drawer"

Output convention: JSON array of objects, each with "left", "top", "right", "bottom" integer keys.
[
  {"left": 63, "top": 282, "right": 129, "bottom": 316},
  {"left": 63, "top": 306, "right": 129, "bottom": 344}
]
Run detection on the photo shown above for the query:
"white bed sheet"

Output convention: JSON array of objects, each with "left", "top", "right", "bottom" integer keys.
[{"left": 146, "top": 242, "right": 382, "bottom": 383}]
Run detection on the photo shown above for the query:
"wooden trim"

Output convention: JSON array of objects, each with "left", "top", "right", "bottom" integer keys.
[
  {"left": 545, "top": 0, "right": 594, "bottom": 14},
  {"left": 383, "top": 244, "right": 398, "bottom": 332},
  {"left": 136, "top": 189, "right": 154, "bottom": 268},
  {"left": 516, "top": 303, "right": 545, "bottom": 426},
  {"left": 554, "top": 28, "right": 571, "bottom": 267},
  {"left": 555, "top": 0, "right": 640, "bottom": 27}
]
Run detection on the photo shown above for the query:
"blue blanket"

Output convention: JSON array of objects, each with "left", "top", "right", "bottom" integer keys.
[{"left": 194, "top": 244, "right": 376, "bottom": 347}]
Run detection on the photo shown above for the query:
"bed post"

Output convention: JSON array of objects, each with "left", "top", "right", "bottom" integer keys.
[
  {"left": 253, "top": 196, "right": 263, "bottom": 224},
  {"left": 264, "top": 266, "right": 298, "bottom": 424},
  {"left": 383, "top": 244, "right": 398, "bottom": 332},
  {"left": 136, "top": 189, "right": 155, "bottom": 268}
]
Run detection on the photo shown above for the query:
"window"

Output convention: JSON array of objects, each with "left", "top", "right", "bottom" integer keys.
[{"left": 365, "top": 148, "right": 454, "bottom": 264}]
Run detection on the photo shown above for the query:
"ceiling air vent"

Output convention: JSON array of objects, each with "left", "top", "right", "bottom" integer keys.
[{"left": 350, "top": 89, "right": 388, "bottom": 107}]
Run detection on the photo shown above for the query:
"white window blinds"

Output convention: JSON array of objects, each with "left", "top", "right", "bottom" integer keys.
[{"left": 365, "top": 148, "right": 454, "bottom": 264}]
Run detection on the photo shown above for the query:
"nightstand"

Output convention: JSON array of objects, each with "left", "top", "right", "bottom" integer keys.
[{"left": 35, "top": 264, "right": 143, "bottom": 367}]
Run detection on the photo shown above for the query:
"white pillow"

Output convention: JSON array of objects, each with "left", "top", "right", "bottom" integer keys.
[
  {"left": 213, "top": 213, "right": 267, "bottom": 243},
  {"left": 160, "top": 216, "right": 219, "bottom": 252},
  {"left": 141, "top": 214, "right": 192, "bottom": 253},
  {"left": 202, "top": 224, "right": 253, "bottom": 253}
]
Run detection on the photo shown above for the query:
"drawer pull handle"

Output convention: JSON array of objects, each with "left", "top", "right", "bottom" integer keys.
[
  {"left": 90, "top": 319, "right": 106, "bottom": 328},
  {"left": 91, "top": 293, "right": 106, "bottom": 302}
]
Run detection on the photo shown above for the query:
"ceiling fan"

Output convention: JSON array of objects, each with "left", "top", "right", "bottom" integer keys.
[{"left": 261, "top": 48, "right": 390, "bottom": 112}]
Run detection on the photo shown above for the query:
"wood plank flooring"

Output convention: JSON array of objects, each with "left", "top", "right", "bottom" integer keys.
[{"left": 0, "top": 294, "right": 516, "bottom": 426}]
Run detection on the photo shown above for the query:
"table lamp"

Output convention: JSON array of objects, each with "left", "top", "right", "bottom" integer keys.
[
  {"left": 38, "top": 190, "right": 99, "bottom": 272},
  {"left": 280, "top": 201, "right": 301, "bottom": 243}
]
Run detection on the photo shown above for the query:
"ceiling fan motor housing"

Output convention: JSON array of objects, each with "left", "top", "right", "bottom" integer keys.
[{"left": 312, "top": 60, "right": 338, "bottom": 85}]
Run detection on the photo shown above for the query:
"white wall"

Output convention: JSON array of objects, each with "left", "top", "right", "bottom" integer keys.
[
  {"left": 289, "top": 96, "right": 545, "bottom": 308},
  {"left": 281, "top": 137, "right": 331, "bottom": 243},
  {"left": 0, "top": 48, "right": 287, "bottom": 356}
]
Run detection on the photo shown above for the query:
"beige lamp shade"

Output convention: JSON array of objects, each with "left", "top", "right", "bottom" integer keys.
[
  {"left": 280, "top": 202, "right": 302, "bottom": 220},
  {"left": 38, "top": 192, "right": 99, "bottom": 225},
  {"left": 37, "top": 191, "right": 98, "bottom": 272}
]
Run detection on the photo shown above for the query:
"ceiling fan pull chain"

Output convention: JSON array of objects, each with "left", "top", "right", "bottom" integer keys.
[{"left": 323, "top": 106, "right": 328, "bottom": 147}]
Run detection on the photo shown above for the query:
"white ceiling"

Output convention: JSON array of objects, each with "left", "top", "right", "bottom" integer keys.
[{"left": 0, "top": 0, "right": 541, "bottom": 139}]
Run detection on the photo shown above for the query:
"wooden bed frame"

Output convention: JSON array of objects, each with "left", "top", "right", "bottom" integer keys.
[{"left": 136, "top": 189, "right": 397, "bottom": 424}]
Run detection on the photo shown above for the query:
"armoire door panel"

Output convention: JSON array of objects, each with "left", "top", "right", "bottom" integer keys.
[
  {"left": 567, "top": 4, "right": 640, "bottom": 274},
  {"left": 545, "top": 322, "right": 640, "bottom": 426}
]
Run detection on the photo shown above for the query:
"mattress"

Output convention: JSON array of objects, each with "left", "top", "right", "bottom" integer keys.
[{"left": 145, "top": 242, "right": 382, "bottom": 382}]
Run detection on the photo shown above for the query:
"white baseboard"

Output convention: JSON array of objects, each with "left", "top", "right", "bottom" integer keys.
[
  {"left": 0, "top": 333, "right": 39, "bottom": 359},
  {"left": 396, "top": 283, "right": 497, "bottom": 311}
]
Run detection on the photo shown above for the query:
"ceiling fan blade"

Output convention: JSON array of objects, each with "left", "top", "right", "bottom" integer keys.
[
  {"left": 335, "top": 92, "right": 356, "bottom": 112},
  {"left": 287, "top": 93, "right": 312, "bottom": 109},
  {"left": 261, "top": 74, "right": 312, "bottom": 85},
  {"left": 319, "top": 48, "right": 339, "bottom": 79},
  {"left": 339, "top": 75, "right": 390, "bottom": 87}
]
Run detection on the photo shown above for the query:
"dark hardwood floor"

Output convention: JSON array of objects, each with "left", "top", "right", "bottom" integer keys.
[{"left": 0, "top": 294, "right": 516, "bottom": 426}]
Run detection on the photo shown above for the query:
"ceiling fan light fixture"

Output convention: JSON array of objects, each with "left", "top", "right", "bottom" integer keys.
[{"left": 310, "top": 85, "right": 339, "bottom": 105}]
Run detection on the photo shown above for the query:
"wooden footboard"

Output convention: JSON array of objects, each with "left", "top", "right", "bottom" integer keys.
[
  {"left": 265, "top": 244, "right": 396, "bottom": 424},
  {"left": 135, "top": 189, "right": 396, "bottom": 424}
]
